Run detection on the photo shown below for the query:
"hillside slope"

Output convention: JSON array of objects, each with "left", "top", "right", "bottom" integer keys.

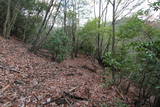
[{"left": 0, "top": 37, "right": 125, "bottom": 107}]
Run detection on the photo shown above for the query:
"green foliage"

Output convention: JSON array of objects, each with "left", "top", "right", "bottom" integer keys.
[
  {"left": 103, "top": 15, "right": 160, "bottom": 105},
  {"left": 80, "top": 18, "right": 111, "bottom": 38},
  {"left": 44, "top": 29, "right": 71, "bottom": 62},
  {"left": 132, "top": 41, "right": 160, "bottom": 95},
  {"left": 14, "top": 1, "right": 47, "bottom": 41},
  {"left": 79, "top": 19, "right": 112, "bottom": 55},
  {"left": 103, "top": 52, "right": 121, "bottom": 70},
  {"left": 14, "top": 14, "right": 42, "bottom": 42},
  {"left": 103, "top": 44, "right": 133, "bottom": 73},
  {"left": 151, "top": 1, "right": 160, "bottom": 11},
  {"left": 117, "top": 15, "right": 160, "bottom": 41},
  {"left": 1, "top": 0, "right": 160, "bottom": 106},
  {"left": 78, "top": 19, "right": 98, "bottom": 55},
  {"left": 0, "top": 0, "right": 47, "bottom": 41},
  {"left": 34, "top": 1, "right": 48, "bottom": 12},
  {"left": 118, "top": 16, "right": 144, "bottom": 39}
]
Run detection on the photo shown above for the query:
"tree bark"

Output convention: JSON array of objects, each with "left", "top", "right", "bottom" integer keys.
[
  {"left": 31, "top": 0, "right": 62, "bottom": 52},
  {"left": 110, "top": 0, "right": 116, "bottom": 81},
  {"left": 97, "top": 0, "right": 102, "bottom": 63},
  {"left": 3, "top": 0, "right": 19, "bottom": 39},
  {"left": 63, "top": 0, "right": 67, "bottom": 35},
  {"left": 31, "top": 0, "right": 55, "bottom": 50},
  {"left": 3, "top": 0, "right": 11, "bottom": 38}
]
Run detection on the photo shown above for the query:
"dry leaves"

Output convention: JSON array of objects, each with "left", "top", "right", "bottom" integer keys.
[{"left": 0, "top": 37, "right": 134, "bottom": 107}]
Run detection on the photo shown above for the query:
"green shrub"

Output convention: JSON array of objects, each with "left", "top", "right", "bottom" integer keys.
[
  {"left": 133, "top": 41, "right": 160, "bottom": 96},
  {"left": 44, "top": 28, "right": 71, "bottom": 62}
]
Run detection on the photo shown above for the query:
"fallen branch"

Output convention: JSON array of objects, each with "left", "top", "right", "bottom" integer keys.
[
  {"left": 81, "top": 65, "right": 96, "bottom": 72},
  {"left": 114, "top": 87, "right": 126, "bottom": 100},
  {"left": 43, "top": 91, "right": 88, "bottom": 106},
  {"left": 63, "top": 91, "right": 88, "bottom": 101},
  {"left": 0, "top": 64, "right": 19, "bottom": 73}
]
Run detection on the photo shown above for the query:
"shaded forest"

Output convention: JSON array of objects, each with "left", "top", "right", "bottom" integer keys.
[{"left": 0, "top": 0, "right": 160, "bottom": 106}]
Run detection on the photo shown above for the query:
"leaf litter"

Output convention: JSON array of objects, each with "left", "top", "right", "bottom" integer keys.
[{"left": 0, "top": 37, "right": 135, "bottom": 107}]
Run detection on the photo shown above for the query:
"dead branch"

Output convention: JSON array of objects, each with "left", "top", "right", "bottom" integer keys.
[
  {"left": 0, "top": 64, "right": 19, "bottom": 73},
  {"left": 81, "top": 65, "right": 96, "bottom": 72},
  {"left": 43, "top": 91, "right": 88, "bottom": 106}
]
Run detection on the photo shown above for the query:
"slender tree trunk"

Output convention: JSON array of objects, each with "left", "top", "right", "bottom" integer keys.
[
  {"left": 74, "top": 0, "right": 80, "bottom": 57},
  {"left": 72, "top": 27, "right": 76, "bottom": 58},
  {"left": 71, "top": 0, "right": 77, "bottom": 58},
  {"left": 94, "top": 0, "right": 97, "bottom": 18},
  {"left": 30, "top": 0, "right": 62, "bottom": 52},
  {"left": 111, "top": 0, "right": 116, "bottom": 81},
  {"left": 63, "top": 0, "right": 67, "bottom": 35},
  {"left": 153, "top": 96, "right": 160, "bottom": 107},
  {"left": 97, "top": 0, "right": 102, "bottom": 62},
  {"left": 112, "top": 0, "right": 116, "bottom": 54},
  {"left": 7, "top": 3, "right": 19, "bottom": 38},
  {"left": 3, "top": 0, "right": 19, "bottom": 39},
  {"left": 3, "top": 0, "right": 11, "bottom": 38},
  {"left": 31, "top": 0, "right": 55, "bottom": 51},
  {"left": 103, "top": 34, "right": 111, "bottom": 55},
  {"left": 38, "top": 3, "right": 61, "bottom": 49}
]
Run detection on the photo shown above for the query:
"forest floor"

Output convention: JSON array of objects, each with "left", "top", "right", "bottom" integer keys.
[{"left": 0, "top": 36, "right": 135, "bottom": 107}]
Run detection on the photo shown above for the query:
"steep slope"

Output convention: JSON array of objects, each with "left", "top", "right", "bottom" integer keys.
[{"left": 0, "top": 36, "right": 124, "bottom": 107}]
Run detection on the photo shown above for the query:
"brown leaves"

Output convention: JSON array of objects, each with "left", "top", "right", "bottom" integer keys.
[{"left": 0, "top": 37, "right": 131, "bottom": 106}]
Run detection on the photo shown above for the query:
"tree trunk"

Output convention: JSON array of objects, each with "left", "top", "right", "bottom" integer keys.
[
  {"left": 30, "top": 0, "right": 62, "bottom": 52},
  {"left": 63, "top": 0, "right": 67, "bottom": 35},
  {"left": 153, "top": 96, "right": 160, "bottom": 107},
  {"left": 7, "top": 4, "right": 19, "bottom": 38},
  {"left": 3, "top": 0, "right": 11, "bottom": 38},
  {"left": 31, "top": 0, "right": 55, "bottom": 50},
  {"left": 71, "top": 0, "right": 77, "bottom": 58},
  {"left": 3, "top": 0, "right": 19, "bottom": 39},
  {"left": 111, "top": 0, "right": 116, "bottom": 81},
  {"left": 97, "top": 0, "right": 102, "bottom": 63}
]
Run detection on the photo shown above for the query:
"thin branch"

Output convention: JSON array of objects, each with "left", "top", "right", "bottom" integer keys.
[
  {"left": 94, "top": 0, "right": 97, "bottom": 18},
  {"left": 108, "top": 0, "right": 113, "bottom": 5},
  {"left": 115, "top": 0, "right": 122, "bottom": 12},
  {"left": 115, "top": 0, "right": 144, "bottom": 20},
  {"left": 100, "top": 0, "right": 109, "bottom": 19}
]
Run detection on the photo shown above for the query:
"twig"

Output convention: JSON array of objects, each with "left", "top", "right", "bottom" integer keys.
[
  {"left": 63, "top": 91, "right": 88, "bottom": 101},
  {"left": 68, "top": 86, "right": 79, "bottom": 92},
  {"left": 114, "top": 87, "right": 125, "bottom": 100},
  {"left": 81, "top": 65, "right": 96, "bottom": 72},
  {"left": 0, "top": 84, "right": 10, "bottom": 95},
  {"left": 43, "top": 91, "right": 88, "bottom": 106},
  {"left": 64, "top": 97, "right": 73, "bottom": 107},
  {"left": 0, "top": 64, "right": 19, "bottom": 73}
]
